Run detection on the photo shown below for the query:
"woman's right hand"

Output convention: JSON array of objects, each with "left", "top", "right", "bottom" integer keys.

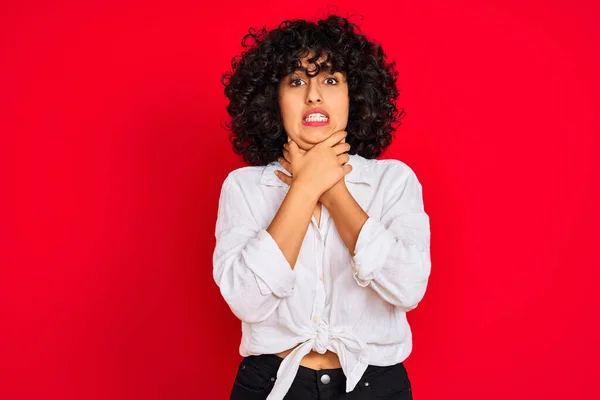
[{"left": 281, "top": 131, "right": 352, "bottom": 198}]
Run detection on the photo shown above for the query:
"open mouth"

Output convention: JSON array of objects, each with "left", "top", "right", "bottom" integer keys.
[{"left": 302, "top": 113, "right": 330, "bottom": 126}]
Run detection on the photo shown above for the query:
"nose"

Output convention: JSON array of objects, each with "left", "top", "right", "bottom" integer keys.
[{"left": 305, "top": 79, "right": 322, "bottom": 104}]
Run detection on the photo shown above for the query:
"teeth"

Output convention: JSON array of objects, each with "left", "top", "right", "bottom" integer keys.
[{"left": 304, "top": 113, "right": 329, "bottom": 122}]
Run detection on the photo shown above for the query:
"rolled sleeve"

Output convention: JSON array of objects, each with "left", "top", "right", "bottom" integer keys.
[
  {"left": 351, "top": 217, "right": 396, "bottom": 286},
  {"left": 243, "top": 229, "right": 296, "bottom": 297},
  {"left": 349, "top": 163, "right": 431, "bottom": 309},
  {"left": 213, "top": 176, "right": 297, "bottom": 323}
]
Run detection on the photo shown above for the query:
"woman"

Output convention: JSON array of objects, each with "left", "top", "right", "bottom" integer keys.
[{"left": 214, "top": 14, "right": 431, "bottom": 400}]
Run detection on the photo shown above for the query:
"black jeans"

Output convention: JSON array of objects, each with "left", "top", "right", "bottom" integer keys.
[{"left": 230, "top": 354, "right": 413, "bottom": 400}]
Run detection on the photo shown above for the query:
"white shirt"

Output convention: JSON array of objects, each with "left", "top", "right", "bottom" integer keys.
[{"left": 212, "top": 153, "right": 431, "bottom": 400}]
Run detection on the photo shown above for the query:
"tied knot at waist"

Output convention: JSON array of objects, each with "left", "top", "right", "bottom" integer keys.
[
  {"left": 265, "top": 322, "right": 370, "bottom": 400},
  {"left": 313, "top": 319, "right": 330, "bottom": 354}
]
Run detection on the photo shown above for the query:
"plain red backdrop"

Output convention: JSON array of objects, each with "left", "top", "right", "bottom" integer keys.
[{"left": 1, "top": 0, "right": 599, "bottom": 399}]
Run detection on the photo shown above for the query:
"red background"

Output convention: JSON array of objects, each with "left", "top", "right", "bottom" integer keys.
[{"left": 2, "top": 0, "right": 599, "bottom": 399}]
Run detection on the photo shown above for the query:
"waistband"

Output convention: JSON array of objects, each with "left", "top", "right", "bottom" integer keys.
[{"left": 244, "top": 354, "right": 402, "bottom": 389}]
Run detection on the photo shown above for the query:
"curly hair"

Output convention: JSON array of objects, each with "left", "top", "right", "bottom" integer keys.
[{"left": 220, "top": 14, "right": 405, "bottom": 166}]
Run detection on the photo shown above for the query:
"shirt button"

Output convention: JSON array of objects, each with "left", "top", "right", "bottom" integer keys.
[
  {"left": 321, "top": 374, "right": 331, "bottom": 384},
  {"left": 320, "top": 274, "right": 324, "bottom": 281},
  {"left": 313, "top": 316, "right": 319, "bottom": 323}
]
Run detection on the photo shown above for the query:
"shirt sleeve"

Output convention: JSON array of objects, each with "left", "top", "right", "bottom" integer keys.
[
  {"left": 350, "top": 165, "right": 431, "bottom": 310},
  {"left": 212, "top": 176, "right": 297, "bottom": 323}
]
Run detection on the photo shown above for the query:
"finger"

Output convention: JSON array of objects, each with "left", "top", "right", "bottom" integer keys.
[
  {"left": 283, "top": 147, "right": 296, "bottom": 163},
  {"left": 337, "top": 153, "right": 350, "bottom": 165},
  {"left": 323, "top": 131, "right": 347, "bottom": 147},
  {"left": 332, "top": 142, "right": 351, "bottom": 155},
  {"left": 275, "top": 170, "right": 293, "bottom": 185},
  {"left": 278, "top": 157, "right": 292, "bottom": 173},
  {"left": 342, "top": 163, "right": 353, "bottom": 175}
]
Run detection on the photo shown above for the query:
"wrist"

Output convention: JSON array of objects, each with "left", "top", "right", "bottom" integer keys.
[
  {"left": 289, "top": 180, "right": 321, "bottom": 204},
  {"left": 320, "top": 180, "right": 348, "bottom": 208}
]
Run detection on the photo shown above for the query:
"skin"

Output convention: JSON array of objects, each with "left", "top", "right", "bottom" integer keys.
[
  {"left": 265, "top": 52, "right": 370, "bottom": 369},
  {"left": 278, "top": 52, "right": 350, "bottom": 150}
]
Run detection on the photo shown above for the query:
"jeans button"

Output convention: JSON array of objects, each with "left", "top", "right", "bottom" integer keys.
[{"left": 321, "top": 374, "right": 331, "bottom": 384}]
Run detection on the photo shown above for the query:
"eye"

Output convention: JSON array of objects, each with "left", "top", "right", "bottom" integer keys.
[{"left": 289, "top": 76, "right": 338, "bottom": 87}]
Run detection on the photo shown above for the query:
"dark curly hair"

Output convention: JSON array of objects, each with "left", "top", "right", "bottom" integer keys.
[{"left": 220, "top": 13, "right": 405, "bottom": 166}]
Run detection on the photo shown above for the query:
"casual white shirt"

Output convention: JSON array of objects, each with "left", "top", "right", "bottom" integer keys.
[{"left": 212, "top": 153, "right": 431, "bottom": 400}]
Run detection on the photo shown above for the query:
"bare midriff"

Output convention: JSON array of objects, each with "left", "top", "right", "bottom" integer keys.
[{"left": 275, "top": 345, "right": 342, "bottom": 369}]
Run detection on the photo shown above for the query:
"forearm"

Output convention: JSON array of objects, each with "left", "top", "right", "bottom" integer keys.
[
  {"left": 267, "top": 183, "right": 319, "bottom": 269},
  {"left": 321, "top": 184, "right": 369, "bottom": 256}
]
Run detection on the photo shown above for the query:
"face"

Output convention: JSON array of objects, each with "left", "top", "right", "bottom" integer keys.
[{"left": 278, "top": 53, "right": 349, "bottom": 151}]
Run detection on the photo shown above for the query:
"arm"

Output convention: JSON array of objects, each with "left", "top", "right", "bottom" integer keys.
[
  {"left": 267, "top": 184, "right": 320, "bottom": 269},
  {"left": 214, "top": 133, "right": 350, "bottom": 324},
  {"left": 320, "top": 182, "right": 368, "bottom": 256},
  {"left": 212, "top": 176, "right": 317, "bottom": 324},
  {"left": 323, "top": 166, "right": 431, "bottom": 311}
]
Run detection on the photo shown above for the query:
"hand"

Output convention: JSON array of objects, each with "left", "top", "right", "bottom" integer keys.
[{"left": 275, "top": 131, "right": 351, "bottom": 199}]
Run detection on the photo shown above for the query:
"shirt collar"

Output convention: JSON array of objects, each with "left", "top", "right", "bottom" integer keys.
[{"left": 260, "top": 153, "right": 372, "bottom": 187}]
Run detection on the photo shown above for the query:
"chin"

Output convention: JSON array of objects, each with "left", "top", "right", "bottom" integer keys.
[{"left": 303, "top": 131, "right": 334, "bottom": 143}]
